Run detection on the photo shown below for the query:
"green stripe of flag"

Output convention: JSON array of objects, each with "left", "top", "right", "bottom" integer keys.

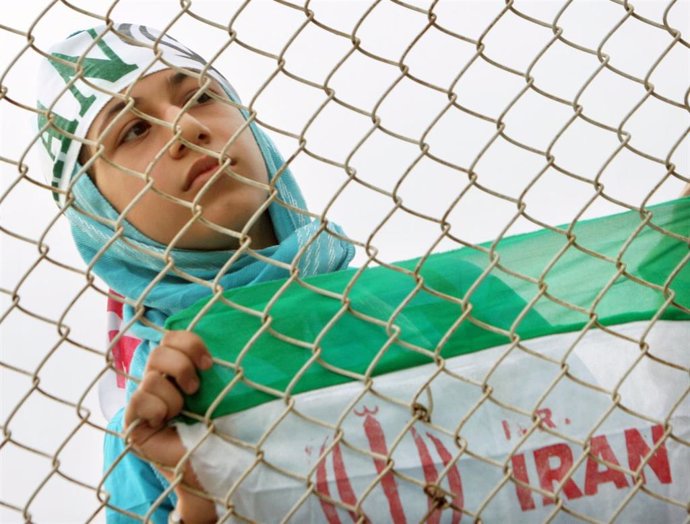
[{"left": 167, "top": 197, "right": 690, "bottom": 420}]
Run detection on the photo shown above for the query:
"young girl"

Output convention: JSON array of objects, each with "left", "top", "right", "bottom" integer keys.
[{"left": 37, "top": 24, "right": 354, "bottom": 522}]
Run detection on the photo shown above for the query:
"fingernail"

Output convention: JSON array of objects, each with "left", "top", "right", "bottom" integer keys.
[
  {"left": 200, "top": 355, "right": 213, "bottom": 369},
  {"left": 188, "top": 376, "right": 199, "bottom": 392}
]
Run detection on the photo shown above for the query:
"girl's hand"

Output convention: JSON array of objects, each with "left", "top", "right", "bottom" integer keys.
[
  {"left": 123, "top": 330, "right": 217, "bottom": 524},
  {"left": 124, "top": 330, "right": 211, "bottom": 437}
]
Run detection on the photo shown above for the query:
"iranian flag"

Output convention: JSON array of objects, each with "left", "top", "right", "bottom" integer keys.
[{"left": 167, "top": 198, "right": 689, "bottom": 522}]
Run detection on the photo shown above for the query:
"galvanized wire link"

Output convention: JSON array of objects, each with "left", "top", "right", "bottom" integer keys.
[{"left": 1, "top": 0, "right": 689, "bottom": 522}]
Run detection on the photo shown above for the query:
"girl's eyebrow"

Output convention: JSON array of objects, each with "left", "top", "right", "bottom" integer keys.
[
  {"left": 96, "top": 99, "right": 130, "bottom": 139},
  {"left": 167, "top": 71, "right": 190, "bottom": 91}
]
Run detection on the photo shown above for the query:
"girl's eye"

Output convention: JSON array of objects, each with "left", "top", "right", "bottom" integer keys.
[
  {"left": 120, "top": 120, "right": 150, "bottom": 144},
  {"left": 192, "top": 91, "right": 213, "bottom": 104}
]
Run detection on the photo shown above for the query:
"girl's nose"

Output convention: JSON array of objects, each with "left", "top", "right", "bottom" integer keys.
[{"left": 165, "top": 105, "right": 211, "bottom": 158}]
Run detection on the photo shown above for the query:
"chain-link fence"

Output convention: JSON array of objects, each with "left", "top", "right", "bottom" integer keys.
[{"left": 1, "top": 1, "right": 689, "bottom": 522}]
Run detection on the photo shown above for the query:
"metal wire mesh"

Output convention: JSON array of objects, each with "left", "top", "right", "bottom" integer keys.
[{"left": 1, "top": 0, "right": 689, "bottom": 522}]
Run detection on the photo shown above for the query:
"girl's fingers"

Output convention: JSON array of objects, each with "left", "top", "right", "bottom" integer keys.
[
  {"left": 140, "top": 371, "right": 185, "bottom": 418},
  {"left": 146, "top": 344, "right": 201, "bottom": 395},
  {"left": 126, "top": 331, "right": 212, "bottom": 435},
  {"left": 125, "top": 388, "right": 169, "bottom": 429},
  {"left": 125, "top": 372, "right": 185, "bottom": 430},
  {"left": 160, "top": 331, "right": 213, "bottom": 370}
]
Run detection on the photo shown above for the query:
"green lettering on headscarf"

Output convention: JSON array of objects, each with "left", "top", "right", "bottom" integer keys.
[
  {"left": 47, "top": 28, "right": 138, "bottom": 117},
  {"left": 37, "top": 103, "right": 79, "bottom": 199}
]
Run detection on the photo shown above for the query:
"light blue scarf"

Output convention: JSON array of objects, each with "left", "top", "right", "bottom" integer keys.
[{"left": 67, "top": 126, "right": 355, "bottom": 349}]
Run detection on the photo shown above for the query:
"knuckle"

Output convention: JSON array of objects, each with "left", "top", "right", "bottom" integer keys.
[
  {"left": 160, "top": 330, "right": 178, "bottom": 346},
  {"left": 145, "top": 394, "right": 166, "bottom": 419},
  {"left": 127, "top": 392, "right": 160, "bottom": 426},
  {"left": 133, "top": 391, "right": 148, "bottom": 410},
  {"left": 171, "top": 330, "right": 205, "bottom": 353},
  {"left": 146, "top": 346, "right": 166, "bottom": 370},
  {"left": 183, "top": 335, "right": 204, "bottom": 357},
  {"left": 140, "top": 371, "right": 165, "bottom": 393},
  {"left": 124, "top": 395, "right": 142, "bottom": 420},
  {"left": 161, "top": 329, "right": 188, "bottom": 347}
]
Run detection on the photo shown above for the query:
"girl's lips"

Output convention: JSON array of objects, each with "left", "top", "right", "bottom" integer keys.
[
  {"left": 185, "top": 156, "right": 238, "bottom": 191},
  {"left": 185, "top": 156, "right": 220, "bottom": 191},
  {"left": 188, "top": 165, "right": 218, "bottom": 190}
]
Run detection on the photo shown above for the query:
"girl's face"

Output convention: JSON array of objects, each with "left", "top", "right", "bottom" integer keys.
[{"left": 84, "top": 69, "right": 276, "bottom": 250}]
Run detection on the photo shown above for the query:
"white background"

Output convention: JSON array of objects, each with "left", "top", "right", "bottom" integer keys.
[{"left": 1, "top": 0, "right": 688, "bottom": 522}]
